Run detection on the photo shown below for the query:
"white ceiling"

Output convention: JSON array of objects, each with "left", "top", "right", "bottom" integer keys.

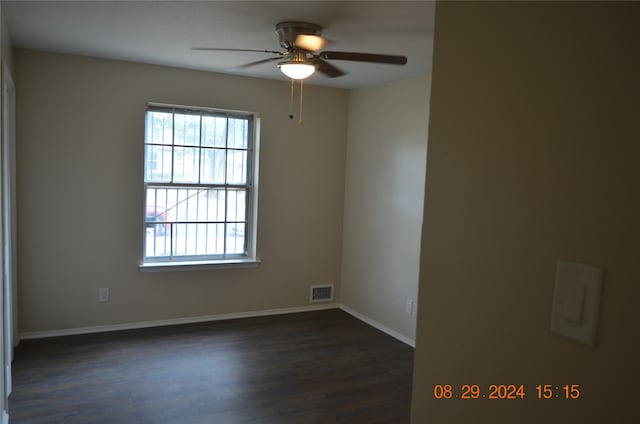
[{"left": 2, "top": 0, "right": 435, "bottom": 89}]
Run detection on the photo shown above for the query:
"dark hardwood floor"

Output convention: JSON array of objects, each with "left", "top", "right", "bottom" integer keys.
[{"left": 9, "top": 309, "right": 414, "bottom": 423}]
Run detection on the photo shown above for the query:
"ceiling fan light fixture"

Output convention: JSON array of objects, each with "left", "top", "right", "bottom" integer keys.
[{"left": 278, "top": 61, "right": 316, "bottom": 79}]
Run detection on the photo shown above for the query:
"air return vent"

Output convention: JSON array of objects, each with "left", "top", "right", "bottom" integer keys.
[{"left": 310, "top": 284, "right": 334, "bottom": 302}]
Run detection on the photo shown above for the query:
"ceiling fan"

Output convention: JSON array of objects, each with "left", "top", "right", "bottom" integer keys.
[{"left": 192, "top": 21, "right": 408, "bottom": 80}]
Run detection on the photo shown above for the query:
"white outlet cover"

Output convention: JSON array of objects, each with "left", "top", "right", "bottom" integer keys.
[
  {"left": 551, "top": 261, "right": 603, "bottom": 346},
  {"left": 405, "top": 298, "right": 414, "bottom": 315}
]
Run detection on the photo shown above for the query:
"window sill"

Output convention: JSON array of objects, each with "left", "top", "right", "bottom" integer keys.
[{"left": 139, "top": 258, "right": 261, "bottom": 272}]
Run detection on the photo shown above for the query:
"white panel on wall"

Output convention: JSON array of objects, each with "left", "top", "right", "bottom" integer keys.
[{"left": 551, "top": 261, "right": 604, "bottom": 346}]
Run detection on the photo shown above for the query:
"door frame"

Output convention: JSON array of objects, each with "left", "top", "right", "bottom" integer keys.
[{"left": 2, "top": 61, "right": 16, "bottom": 399}]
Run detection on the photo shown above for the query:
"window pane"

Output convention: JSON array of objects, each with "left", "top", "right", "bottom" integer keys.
[
  {"left": 226, "top": 150, "right": 247, "bottom": 184},
  {"left": 200, "top": 148, "right": 226, "bottom": 184},
  {"left": 185, "top": 188, "right": 204, "bottom": 222},
  {"left": 146, "top": 189, "right": 164, "bottom": 223},
  {"left": 199, "top": 188, "right": 225, "bottom": 222},
  {"left": 173, "top": 189, "right": 189, "bottom": 223},
  {"left": 174, "top": 112, "right": 200, "bottom": 146},
  {"left": 162, "top": 187, "right": 217, "bottom": 224},
  {"left": 145, "top": 223, "right": 171, "bottom": 257},
  {"left": 193, "top": 223, "right": 225, "bottom": 255},
  {"left": 172, "top": 223, "right": 187, "bottom": 256},
  {"left": 206, "top": 223, "right": 225, "bottom": 255},
  {"left": 144, "top": 145, "right": 172, "bottom": 182},
  {"left": 145, "top": 111, "right": 173, "bottom": 145},
  {"left": 164, "top": 188, "right": 178, "bottom": 223},
  {"left": 202, "top": 115, "right": 227, "bottom": 147},
  {"left": 171, "top": 223, "right": 225, "bottom": 256},
  {"left": 228, "top": 117, "right": 249, "bottom": 149},
  {"left": 226, "top": 223, "right": 246, "bottom": 254},
  {"left": 227, "top": 189, "right": 247, "bottom": 222},
  {"left": 146, "top": 188, "right": 175, "bottom": 224},
  {"left": 173, "top": 146, "right": 199, "bottom": 183}
]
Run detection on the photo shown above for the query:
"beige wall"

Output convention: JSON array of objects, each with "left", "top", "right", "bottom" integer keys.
[
  {"left": 15, "top": 49, "right": 348, "bottom": 333},
  {"left": 412, "top": 2, "right": 639, "bottom": 422},
  {"left": 341, "top": 76, "right": 429, "bottom": 342},
  {"left": 1, "top": 5, "right": 13, "bottom": 74}
]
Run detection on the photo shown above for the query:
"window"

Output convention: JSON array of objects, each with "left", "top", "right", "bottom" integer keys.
[{"left": 141, "top": 103, "right": 259, "bottom": 269}]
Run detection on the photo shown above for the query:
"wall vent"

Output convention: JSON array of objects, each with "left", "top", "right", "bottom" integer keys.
[{"left": 310, "top": 284, "right": 334, "bottom": 302}]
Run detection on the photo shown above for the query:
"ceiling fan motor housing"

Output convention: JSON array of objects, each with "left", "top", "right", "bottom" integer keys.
[{"left": 276, "top": 21, "right": 322, "bottom": 49}]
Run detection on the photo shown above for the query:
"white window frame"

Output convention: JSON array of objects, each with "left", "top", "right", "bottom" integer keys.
[{"left": 140, "top": 102, "right": 260, "bottom": 271}]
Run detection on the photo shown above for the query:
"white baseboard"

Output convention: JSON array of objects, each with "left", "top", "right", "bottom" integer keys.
[
  {"left": 19, "top": 303, "right": 340, "bottom": 340},
  {"left": 338, "top": 304, "right": 415, "bottom": 347},
  {"left": 18, "top": 303, "right": 415, "bottom": 348}
]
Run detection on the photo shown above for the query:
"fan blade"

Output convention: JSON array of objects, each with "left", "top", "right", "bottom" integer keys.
[
  {"left": 294, "top": 34, "right": 329, "bottom": 52},
  {"left": 191, "top": 47, "right": 283, "bottom": 55},
  {"left": 233, "top": 57, "right": 283, "bottom": 69},
  {"left": 319, "top": 51, "right": 407, "bottom": 65},
  {"left": 315, "top": 59, "right": 346, "bottom": 78}
]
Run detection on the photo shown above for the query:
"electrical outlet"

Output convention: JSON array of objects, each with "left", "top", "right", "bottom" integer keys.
[
  {"left": 99, "top": 288, "right": 109, "bottom": 302},
  {"left": 405, "top": 298, "right": 414, "bottom": 315}
]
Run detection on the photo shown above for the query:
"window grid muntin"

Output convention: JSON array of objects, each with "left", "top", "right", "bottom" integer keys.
[{"left": 144, "top": 106, "right": 254, "bottom": 261}]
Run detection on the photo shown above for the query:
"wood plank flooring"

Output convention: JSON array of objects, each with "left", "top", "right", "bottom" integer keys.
[{"left": 9, "top": 309, "right": 414, "bottom": 423}]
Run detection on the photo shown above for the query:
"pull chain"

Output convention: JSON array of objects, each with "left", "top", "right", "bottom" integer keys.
[
  {"left": 287, "top": 78, "right": 305, "bottom": 124},
  {"left": 299, "top": 79, "right": 304, "bottom": 124},
  {"left": 289, "top": 78, "right": 295, "bottom": 120}
]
